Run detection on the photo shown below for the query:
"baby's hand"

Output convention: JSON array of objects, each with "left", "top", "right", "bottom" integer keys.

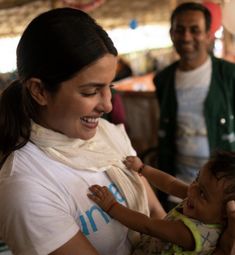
[
  {"left": 88, "top": 185, "right": 116, "bottom": 212},
  {"left": 123, "top": 156, "right": 144, "bottom": 172}
]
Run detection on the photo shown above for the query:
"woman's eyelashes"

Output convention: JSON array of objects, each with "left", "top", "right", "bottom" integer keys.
[
  {"left": 81, "top": 90, "right": 97, "bottom": 97},
  {"left": 80, "top": 84, "right": 114, "bottom": 97}
]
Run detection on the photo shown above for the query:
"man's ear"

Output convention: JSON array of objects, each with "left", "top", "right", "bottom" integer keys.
[
  {"left": 169, "top": 28, "right": 173, "bottom": 41},
  {"left": 26, "top": 78, "right": 48, "bottom": 106}
]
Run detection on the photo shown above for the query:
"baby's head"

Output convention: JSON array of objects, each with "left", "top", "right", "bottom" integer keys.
[{"left": 183, "top": 150, "right": 235, "bottom": 224}]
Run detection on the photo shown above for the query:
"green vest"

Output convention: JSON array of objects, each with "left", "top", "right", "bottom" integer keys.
[{"left": 154, "top": 56, "right": 235, "bottom": 175}]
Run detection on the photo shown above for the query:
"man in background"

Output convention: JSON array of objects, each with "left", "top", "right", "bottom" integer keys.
[{"left": 153, "top": 2, "right": 235, "bottom": 209}]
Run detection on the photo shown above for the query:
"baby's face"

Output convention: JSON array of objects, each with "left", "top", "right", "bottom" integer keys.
[{"left": 183, "top": 164, "right": 227, "bottom": 224}]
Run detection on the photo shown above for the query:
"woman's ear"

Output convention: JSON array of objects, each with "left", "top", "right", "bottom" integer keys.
[{"left": 26, "top": 78, "right": 48, "bottom": 106}]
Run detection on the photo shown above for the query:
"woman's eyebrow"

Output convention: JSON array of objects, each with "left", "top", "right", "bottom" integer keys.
[{"left": 79, "top": 82, "right": 106, "bottom": 88}]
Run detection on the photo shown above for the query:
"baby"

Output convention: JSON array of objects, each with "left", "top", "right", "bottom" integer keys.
[{"left": 88, "top": 150, "right": 235, "bottom": 254}]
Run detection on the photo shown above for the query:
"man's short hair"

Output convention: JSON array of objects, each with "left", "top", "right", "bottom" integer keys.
[{"left": 170, "top": 2, "right": 212, "bottom": 32}]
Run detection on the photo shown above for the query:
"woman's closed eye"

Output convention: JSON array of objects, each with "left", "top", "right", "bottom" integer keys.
[
  {"left": 81, "top": 89, "right": 98, "bottom": 97},
  {"left": 80, "top": 84, "right": 114, "bottom": 97}
]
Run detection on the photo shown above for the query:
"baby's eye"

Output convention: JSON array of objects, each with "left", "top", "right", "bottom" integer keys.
[{"left": 199, "top": 189, "right": 205, "bottom": 199}]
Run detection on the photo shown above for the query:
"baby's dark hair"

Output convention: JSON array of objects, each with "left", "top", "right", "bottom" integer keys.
[{"left": 207, "top": 150, "right": 235, "bottom": 201}]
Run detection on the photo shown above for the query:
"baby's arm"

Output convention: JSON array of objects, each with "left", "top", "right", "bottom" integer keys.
[
  {"left": 124, "top": 156, "right": 188, "bottom": 199},
  {"left": 88, "top": 185, "right": 194, "bottom": 251}
]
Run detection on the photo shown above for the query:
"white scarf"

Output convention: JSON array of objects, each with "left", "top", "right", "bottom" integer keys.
[{"left": 30, "top": 119, "right": 149, "bottom": 246}]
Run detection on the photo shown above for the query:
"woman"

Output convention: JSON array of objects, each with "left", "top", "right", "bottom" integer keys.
[
  {"left": 0, "top": 8, "right": 164, "bottom": 255},
  {"left": 0, "top": 7, "right": 234, "bottom": 255}
]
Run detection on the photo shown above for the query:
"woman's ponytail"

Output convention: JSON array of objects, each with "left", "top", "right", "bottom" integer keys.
[{"left": 0, "top": 80, "right": 31, "bottom": 160}]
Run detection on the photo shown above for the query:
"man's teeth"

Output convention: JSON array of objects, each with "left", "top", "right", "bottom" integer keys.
[{"left": 81, "top": 117, "right": 99, "bottom": 123}]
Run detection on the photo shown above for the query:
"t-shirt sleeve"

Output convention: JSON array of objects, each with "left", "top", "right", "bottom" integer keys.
[
  {"left": 0, "top": 178, "right": 79, "bottom": 255},
  {"left": 117, "top": 123, "right": 136, "bottom": 156}
]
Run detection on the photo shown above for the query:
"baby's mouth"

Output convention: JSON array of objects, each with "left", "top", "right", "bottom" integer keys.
[{"left": 186, "top": 198, "right": 194, "bottom": 209}]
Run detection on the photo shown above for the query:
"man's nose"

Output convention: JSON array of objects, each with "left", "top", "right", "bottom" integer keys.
[{"left": 181, "top": 29, "right": 193, "bottom": 41}]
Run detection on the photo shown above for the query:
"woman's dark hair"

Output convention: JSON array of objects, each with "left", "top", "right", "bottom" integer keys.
[
  {"left": 0, "top": 8, "right": 117, "bottom": 161},
  {"left": 207, "top": 150, "right": 235, "bottom": 202},
  {"left": 170, "top": 2, "right": 212, "bottom": 32}
]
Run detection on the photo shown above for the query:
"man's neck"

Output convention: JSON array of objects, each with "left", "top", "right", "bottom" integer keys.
[{"left": 179, "top": 54, "right": 210, "bottom": 71}]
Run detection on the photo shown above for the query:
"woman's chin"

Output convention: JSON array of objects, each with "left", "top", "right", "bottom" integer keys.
[{"left": 76, "top": 128, "right": 97, "bottom": 140}]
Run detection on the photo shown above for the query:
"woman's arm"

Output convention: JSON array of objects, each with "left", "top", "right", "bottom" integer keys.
[
  {"left": 213, "top": 201, "right": 235, "bottom": 255},
  {"left": 49, "top": 231, "right": 100, "bottom": 255},
  {"left": 140, "top": 175, "right": 166, "bottom": 219},
  {"left": 124, "top": 156, "right": 188, "bottom": 199},
  {"left": 88, "top": 185, "right": 194, "bottom": 251}
]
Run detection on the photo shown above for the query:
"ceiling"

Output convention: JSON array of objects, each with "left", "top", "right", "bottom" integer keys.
[{"left": 0, "top": 0, "right": 223, "bottom": 38}]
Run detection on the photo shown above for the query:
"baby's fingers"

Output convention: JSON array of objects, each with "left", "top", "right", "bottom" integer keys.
[
  {"left": 87, "top": 193, "right": 101, "bottom": 203},
  {"left": 89, "top": 185, "right": 111, "bottom": 199},
  {"left": 89, "top": 185, "right": 103, "bottom": 196},
  {"left": 125, "top": 156, "right": 135, "bottom": 162},
  {"left": 123, "top": 158, "right": 133, "bottom": 169}
]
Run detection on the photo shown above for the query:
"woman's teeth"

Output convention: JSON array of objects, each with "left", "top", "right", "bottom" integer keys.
[{"left": 81, "top": 117, "right": 99, "bottom": 124}]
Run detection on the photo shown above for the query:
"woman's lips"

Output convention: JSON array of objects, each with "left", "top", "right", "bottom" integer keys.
[{"left": 80, "top": 116, "right": 99, "bottom": 128}]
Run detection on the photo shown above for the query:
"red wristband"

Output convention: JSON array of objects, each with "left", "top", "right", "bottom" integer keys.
[{"left": 106, "top": 201, "right": 119, "bottom": 213}]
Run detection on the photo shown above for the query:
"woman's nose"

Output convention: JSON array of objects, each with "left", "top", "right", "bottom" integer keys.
[{"left": 99, "top": 87, "right": 113, "bottom": 113}]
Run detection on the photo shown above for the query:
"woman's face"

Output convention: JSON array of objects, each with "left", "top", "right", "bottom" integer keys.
[{"left": 38, "top": 54, "right": 117, "bottom": 140}]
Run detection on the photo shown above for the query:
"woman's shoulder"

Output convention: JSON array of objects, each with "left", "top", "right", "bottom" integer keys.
[
  {"left": 99, "top": 118, "right": 128, "bottom": 142},
  {"left": 0, "top": 141, "right": 67, "bottom": 192},
  {"left": 0, "top": 142, "right": 49, "bottom": 177},
  {"left": 99, "top": 118, "right": 136, "bottom": 156}
]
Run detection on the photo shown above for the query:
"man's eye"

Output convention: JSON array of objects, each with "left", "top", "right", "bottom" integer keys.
[
  {"left": 191, "top": 28, "right": 201, "bottom": 34},
  {"left": 175, "top": 28, "right": 184, "bottom": 34}
]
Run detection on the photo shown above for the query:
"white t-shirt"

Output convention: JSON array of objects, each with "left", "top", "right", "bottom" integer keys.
[
  {"left": 174, "top": 57, "right": 212, "bottom": 184},
  {"left": 175, "top": 57, "right": 211, "bottom": 159},
  {"left": 0, "top": 129, "right": 134, "bottom": 255}
]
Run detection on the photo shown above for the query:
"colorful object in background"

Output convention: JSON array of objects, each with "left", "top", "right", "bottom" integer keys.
[
  {"left": 129, "top": 19, "right": 138, "bottom": 30},
  {"left": 203, "top": 1, "right": 222, "bottom": 38},
  {"left": 114, "top": 73, "right": 155, "bottom": 92},
  {"left": 62, "top": 0, "right": 105, "bottom": 12},
  {"left": 222, "top": 0, "right": 235, "bottom": 35}
]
